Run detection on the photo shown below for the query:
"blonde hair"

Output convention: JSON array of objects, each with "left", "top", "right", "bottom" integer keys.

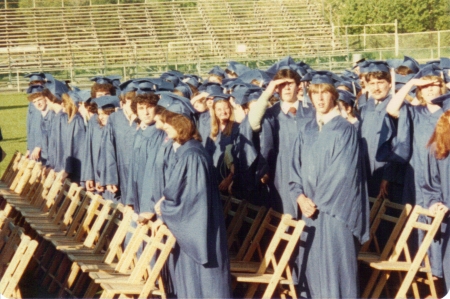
[
  {"left": 210, "top": 99, "right": 235, "bottom": 139},
  {"left": 62, "top": 93, "right": 79, "bottom": 123},
  {"left": 308, "top": 83, "right": 339, "bottom": 102}
]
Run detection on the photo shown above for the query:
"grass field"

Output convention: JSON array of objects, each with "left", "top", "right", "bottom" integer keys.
[{"left": 0, "top": 92, "right": 28, "bottom": 176}]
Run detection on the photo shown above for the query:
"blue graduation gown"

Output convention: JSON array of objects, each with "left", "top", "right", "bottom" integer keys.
[
  {"left": 265, "top": 101, "right": 315, "bottom": 217},
  {"left": 140, "top": 137, "right": 175, "bottom": 213},
  {"left": 197, "top": 111, "right": 211, "bottom": 147},
  {"left": 205, "top": 122, "right": 240, "bottom": 183},
  {"left": 46, "top": 110, "right": 64, "bottom": 169},
  {"left": 125, "top": 124, "right": 166, "bottom": 213},
  {"left": 232, "top": 114, "right": 272, "bottom": 205},
  {"left": 38, "top": 110, "right": 55, "bottom": 165},
  {"left": 424, "top": 151, "right": 450, "bottom": 288},
  {"left": 60, "top": 113, "right": 86, "bottom": 182},
  {"left": 26, "top": 103, "right": 42, "bottom": 155},
  {"left": 359, "top": 96, "right": 405, "bottom": 199},
  {"left": 160, "top": 139, "right": 231, "bottom": 298},
  {"left": 289, "top": 115, "right": 369, "bottom": 298},
  {"left": 102, "top": 109, "right": 137, "bottom": 203}
]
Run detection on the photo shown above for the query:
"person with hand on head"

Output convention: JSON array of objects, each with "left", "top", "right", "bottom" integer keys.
[{"left": 289, "top": 72, "right": 369, "bottom": 299}]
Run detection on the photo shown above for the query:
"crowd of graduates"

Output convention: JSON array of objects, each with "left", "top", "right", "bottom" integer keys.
[{"left": 22, "top": 55, "right": 450, "bottom": 298}]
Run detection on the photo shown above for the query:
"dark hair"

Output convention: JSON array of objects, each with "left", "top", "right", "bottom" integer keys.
[
  {"left": 365, "top": 71, "right": 391, "bottom": 83},
  {"left": 396, "top": 66, "right": 414, "bottom": 75},
  {"left": 131, "top": 93, "right": 159, "bottom": 114},
  {"left": 27, "top": 92, "right": 44, "bottom": 102},
  {"left": 96, "top": 106, "right": 115, "bottom": 127},
  {"left": 121, "top": 90, "right": 136, "bottom": 104},
  {"left": 85, "top": 99, "right": 98, "bottom": 114},
  {"left": 42, "top": 88, "right": 61, "bottom": 104},
  {"left": 91, "top": 83, "right": 116, "bottom": 99},
  {"left": 163, "top": 110, "right": 201, "bottom": 144},
  {"left": 273, "top": 69, "right": 301, "bottom": 85}
]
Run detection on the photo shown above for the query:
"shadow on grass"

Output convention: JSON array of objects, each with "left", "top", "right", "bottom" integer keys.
[
  {"left": 1, "top": 137, "right": 27, "bottom": 142},
  {"left": 0, "top": 104, "right": 28, "bottom": 110}
]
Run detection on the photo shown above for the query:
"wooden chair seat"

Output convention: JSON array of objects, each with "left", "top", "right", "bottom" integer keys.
[
  {"left": 357, "top": 252, "right": 380, "bottom": 262},
  {"left": 79, "top": 263, "right": 119, "bottom": 273},
  {"left": 98, "top": 282, "right": 163, "bottom": 296},
  {"left": 369, "top": 261, "right": 430, "bottom": 272}
]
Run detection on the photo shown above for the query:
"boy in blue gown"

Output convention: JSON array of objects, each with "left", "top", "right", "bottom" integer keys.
[{"left": 289, "top": 73, "right": 369, "bottom": 298}]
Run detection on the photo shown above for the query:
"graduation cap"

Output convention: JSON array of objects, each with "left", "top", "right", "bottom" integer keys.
[
  {"left": 90, "top": 76, "right": 117, "bottom": 85},
  {"left": 199, "top": 82, "right": 223, "bottom": 96},
  {"left": 105, "top": 75, "right": 122, "bottom": 88},
  {"left": 68, "top": 90, "right": 91, "bottom": 104},
  {"left": 44, "top": 73, "right": 69, "bottom": 100},
  {"left": 119, "top": 80, "right": 139, "bottom": 95},
  {"left": 208, "top": 66, "right": 226, "bottom": 78},
  {"left": 414, "top": 64, "right": 443, "bottom": 79},
  {"left": 157, "top": 92, "right": 196, "bottom": 119},
  {"left": 265, "top": 56, "right": 296, "bottom": 77},
  {"left": 232, "top": 86, "right": 263, "bottom": 106},
  {"left": 352, "top": 57, "right": 366, "bottom": 69},
  {"left": 238, "top": 70, "right": 271, "bottom": 87},
  {"left": 366, "top": 61, "right": 390, "bottom": 73},
  {"left": 226, "top": 61, "right": 250, "bottom": 76},
  {"left": 440, "top": 57, "right": 450, "bottom": 70},
  {"left": 357, "top": 60, "right": 371, "bottom": 74},
  {"left": 394, "top": 73, "right": 416, "bottom": 97},
  {"left": 174, "top": 82, "right": 193, "bottom": 99},
  {"left": 337, "top": 89, "right": 356, "bottom": 106},
  {"left": 150, "top": 78, "right": 175, "bottom": 92},
  {"left": 386, "top": 59, "right": 403, "bottom": 69},
  {"left": 93, "top": 95, "right": 120, "bottom": 110},
  {"left": 431, "top": 92, "right": 450, "bottom": 111},
  {"left": 399, "top": 56, "right": 420, "bottom": 74},
  {"left": 161, "top": 71, "right": 183, "bottom": 87},
  {"left": 24, "top": 72, "right": 46, "bottom": 82},
  {"left": 335, "top": 79, "right": 361, "bottom": 95},
  {"left": 340, "top": 70, "right": 359, "bottom": 81},
  {"left": 26, "top": 84, "right": 45, "bottom": 94},
  {"left": 426, "top": 59, "right": 440, "bottom": 67},
  {"left": 210, "top": 93, "right": 232, "bottom": 102},
  {"left": 182, "top": 74, "right": 202, "bottom": 88},
  {"left": 136, "top": 80, "right": 157, "bottom": 95},
  {"left": 301, "top": 71, "right": 341, "bottom": 85}
]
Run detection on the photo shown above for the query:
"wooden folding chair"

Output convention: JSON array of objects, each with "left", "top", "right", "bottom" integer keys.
[
  {"left": 224, "top": 197, "right": 246, "bottom": 238},
  {"left": 98, "top": 224, "right": 176, "bottom": 299},
  {"left": 369, "top": 196, "right": 384, "bottom": 225},
  {"left": 17, "top": 161, "right": 43, "bottom": 197},
  {"left": 359, "top": 200, "right": 412, "bottom": 255},
  {"left": 228, "top": 201, "right": 267, "bottom": 261},
  {"left": 0, "top": 219, "right": 38, "bottom": 299},
  {"left": 13, "top": 159, "right": 39, "bottom": 195},
  {"left": 231, "top": 210, "right": 306, "bottom": 298},
  {"left": 8, "top": 156, "right": 31, "bottom": 192},
  {"left": 59, "top": 204, "right": 134, "bottom": 298},
  {"left": 0, "top": 151, "right": 22, "bottom": 187},
  {"left": 362, "top": 205, "right": 446, "bottom": 299},
  {"left": 0, "top": 151, "right": 21, "bottom": 185}
]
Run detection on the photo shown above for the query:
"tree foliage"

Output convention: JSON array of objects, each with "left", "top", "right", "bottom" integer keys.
[{"left": 326, "top": 0, "right": 450, "bottom": 33}]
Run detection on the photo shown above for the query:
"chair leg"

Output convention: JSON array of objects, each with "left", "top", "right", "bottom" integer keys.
[
  {"left": 244, "top": 282, "right": 259, "bottom": 298},
  {"left": 83, "top": 280, "right": 100, "bottom": 298},
  {"left": 371, "top": 270, "right": 392, "bottom": 298}
]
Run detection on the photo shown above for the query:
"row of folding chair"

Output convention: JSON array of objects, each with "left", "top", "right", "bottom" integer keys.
[
  {"left": 361, "top": 197, "right": 447, "bottom": 298},
  {"left": 1, "top": 153, "right": 308, "bottom": 298}
]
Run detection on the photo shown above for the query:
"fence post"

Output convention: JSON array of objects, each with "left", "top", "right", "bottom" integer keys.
[
  {"left": 4, "top": 0, "right": 7, "bottom": 9},
  {"left": 438, "top": 30, "right": 441, "bottom": 58},
  {"left": 395, "top": 19, "right": 399, "bottom": 56}
]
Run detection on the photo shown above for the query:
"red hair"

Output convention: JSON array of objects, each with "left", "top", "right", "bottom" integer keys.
[{"left": 427, "top": 110, "right": 450, "bottom": 159}]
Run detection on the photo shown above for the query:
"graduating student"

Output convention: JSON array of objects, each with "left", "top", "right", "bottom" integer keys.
[
  {"left": 231, "top": 86, "right": 273, "bottom": 206},
  {"left": 47, "top": 93, "right": 86, "bottom": 183},
  {"left": 26, "top": 85, "right": 47, "bottom": 162},
  {"left": 102, "top": 83, "right": 138, "bottom": 203},
  {"left": 124, "top": 93, "right": 166, "bottom": 213},
  {"left": 424, "top": 107, "right": 450, "bottom": 292},
  {"left": 337, "top": 89, "right": 360, "bottom": 129},
  {"left": 152, "top": 107, "right": 231, "bottom": 299},
  {"left": 195, "top": 82, "right": 223, "bottom": 146},
  {"left": 206, "top": 93, "right": 239, "bottom": 192},
  {"left": 359, "top": 61, "right": 404, "bottom": 201},
  {"left": 260, "top": 68, "right": 315, "bottom": 217},
  {"left": 25, "top": 73, "right": 46, "bottom": 160},
  {"left": 81, "top": 95, "right": 119, "bottom": 200},
  {"left": 289, "top": 73, "right": 369, "bottom": 298}
]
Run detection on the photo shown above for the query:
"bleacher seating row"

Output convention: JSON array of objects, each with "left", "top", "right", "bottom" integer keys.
[{"left": 0, "top": 0, "right": 344, "bottom": 82}]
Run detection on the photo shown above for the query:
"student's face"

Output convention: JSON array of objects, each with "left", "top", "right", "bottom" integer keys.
[
  {"left": 97, "top": 110, "right": 109, "bottom": 126},
  {"left": 214, "top": 101, "right": 232, "bottom": 123},
  {"left": 95, "top": 91, "right": 110, "bottom": 98},
  {"left": 310, "top": 88, "right": 335, "bottom": 115},
  {"left": 32, "top": 96, "right": 47, "bottom": 111},
  {"left": 163, "top": 122, "right": 177, "bottom": 139},
  {"left": 137, "top": 103, "right": 156, "bottom": 125},
  {"left": 154, "top": 114, "right": 164, "bottom": 130},
  {"left": 367, "top": 78, "right": 391, "bottom": 100},
  {"left": 419, "top": 82, "right": 442, "bottom": 104},
  {"left": 277, "top": 79, "right": 298, "bottom": 103},
  {"left": 193, "top": 100, "right": 207, "bottom": 113}
]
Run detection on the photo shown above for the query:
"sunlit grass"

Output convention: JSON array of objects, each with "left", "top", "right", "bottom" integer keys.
[{"left": 0, "top": 92, "right": 28, "bottom": 176}]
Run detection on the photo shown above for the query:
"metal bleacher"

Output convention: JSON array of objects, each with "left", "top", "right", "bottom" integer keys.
[{"left": 0, "top": 0, "right": 344, "bottom": 89}]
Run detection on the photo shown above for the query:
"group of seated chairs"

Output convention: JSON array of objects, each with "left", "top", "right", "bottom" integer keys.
[{"left": 0, "top": 151, "right": 446, "bottom": 298}]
